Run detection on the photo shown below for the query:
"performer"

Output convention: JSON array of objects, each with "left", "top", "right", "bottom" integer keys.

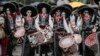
[
  {"left": 61, "top": 7, "right": 79, "bottom": 56},
  {"left": 50, "top": 6, "right": 72, "bottom": 56},
  {"left": 69, "top": 7, "right": 84, "bottom": 56},
  {"left": 21, "top": 6, "right": 38, "bottom": 56},
  {"left": 51, "top": 7, "right": 63, "bottom": 56},
  {"left": 58, "top": 6, "right": 81, "bottom": 56},
  {"left": 78, "top": 5, "right": 97, "bottom": 56},
  {"left": 35, "top": 3, "right": 53, "bottom": 56},
  {"left": 61, "top": 4, "right": 74, "bottom": 32},
  {"left": 11, "top": 2, "right": 24, "bottom": 44},
  {"left": 3, "top": 3, "right": 17, "bottom": 56},
  {"left": 15, "top": 12, "right": 24, "bottom": 44}
]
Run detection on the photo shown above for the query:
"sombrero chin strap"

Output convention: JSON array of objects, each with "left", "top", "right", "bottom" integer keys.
[{"left": 91, "top": 14, "right": 95, "bottom": 23}]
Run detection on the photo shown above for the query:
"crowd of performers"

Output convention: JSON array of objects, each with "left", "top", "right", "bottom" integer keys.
[{"left": 0, "top": 0, "right": 100, "bottom": 56}]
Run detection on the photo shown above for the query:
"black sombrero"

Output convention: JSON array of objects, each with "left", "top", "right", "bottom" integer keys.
[
  {"left": 18, "top": 3, "right": 24, "bottom": 7},
  {"left": 37, "top": 3, "right": 51, "bottom": 13},
  {"left": 3, "top": 3, "right": 16, "bottom": 13},
  {"left": 50, "top": 6, "right": 71, "bottom": 18},
  {"left": 21, "top": 6, "right": 37, "bottom": 17},
  {"left": 11, "top": 2, "right": 19, "bottom": 12},
  {"left": 61, "top": 4, "right": 73, "bottom": 11},
  {"left": 94, "top": 0, "right": 100, "bottom": 5},
  {"left": 77, "top": 5, "right": 95, "bottom": 15}
]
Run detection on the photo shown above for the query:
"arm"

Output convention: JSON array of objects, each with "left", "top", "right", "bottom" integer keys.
[
  {"left": 48, "top": 15, "right": 53, "bottom": 30},
  {"left": 68, "top": 22, "right": 74, "bottom": 34},
  {"left": 70, "top": 14, "right": 75, "bottom": 23},
  {"left": 77, "top": 16, "right": 83, "bottom": 30},
  {"left": 63, "top": 17, "right": 71, "bottom": 33},
  {"left": 22, "top": 17, "right": 25, "bottom": 27},
  {"left": 35, "top": 14, "right": 42, "bottom": 31}
]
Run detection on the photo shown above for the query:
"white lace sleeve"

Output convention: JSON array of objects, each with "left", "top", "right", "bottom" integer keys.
[
  {"left": 49, "top": 15, "right": 53, "bottom": 29},
  {"left": 35, "top": 14, "right": 42, "bottom": 31}
]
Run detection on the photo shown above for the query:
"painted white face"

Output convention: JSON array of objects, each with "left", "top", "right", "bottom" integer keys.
[
  {"left": 56, "top": 10, "right": 61, "bottom": 16},
  {"left": 6, "top": 8, "right": 10, "bottom": 14},
  {"left": 26, "top": 10, "right": 32, "bottom": 17},
  {"left": 42, "top": 7, "right": 47, "bottom": 13},
  {"left": 83, "top": 11, "right": 89, "bottom": 15},
  {"left": 62, "top": 12, "right": 66, "bottom": 18}
]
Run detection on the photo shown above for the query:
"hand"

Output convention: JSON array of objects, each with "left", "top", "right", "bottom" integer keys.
[
  {"left": 46, "top": 26, "right": 50, "bottom": 30},
  {"left": 37, "top": 29, "right": 42, "bottom": 31},
  {"left": 92, "top": 27, "right": 96, "bottom": 33}
]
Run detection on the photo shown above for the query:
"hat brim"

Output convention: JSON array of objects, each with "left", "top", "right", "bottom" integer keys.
[
  {"left": 78, "top": 5, "right": 94, "bottom": 15},
  {"left": 61, "top": 4, "right": 73, "bottom": 11},
  {"left": 11, "top": 2, "right": 19, "bottom": 12},
  {"left": 37, "top": 3, "right": 51, "bottom": 13},
  {"left": 3, "top": 3, "right": 16, "bottom": 13},
  {"left": 50, "top": 6, "right": 71, "bottom": 18},
  {"left": 18, "top": 3, "right": 24, "bottom": 7},
  {"left": 21, "top": 6, "right": 37, "bottom": 17}
]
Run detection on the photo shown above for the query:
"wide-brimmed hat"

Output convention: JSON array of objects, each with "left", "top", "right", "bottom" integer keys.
[
  {"left": 11, "top": 2, "right": 19, "bottom": 12},
  {"left": 50, "top": 6, "right": 71, "bottom": 18},
  {"left": 37, "top": 3, "right": 51, "bottom": 13},
  {"left": 61, "top": 4, "right": 73, "bottom": 11},
  {"left": 77, "top": 5, "right": 95, "bottom": 15},
  {"left": 21, "top": 6, "right": 37, "bottom": 17},
  {"left": 3, "top": 3, "right": 16, "bottom": 13},
  {"left": 18, "top": 3, "right": 24, "bottom": 7}
]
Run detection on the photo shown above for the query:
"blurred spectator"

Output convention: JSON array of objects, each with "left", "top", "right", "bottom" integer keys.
[
  {"left": 57, "top": 0, "right": 69, "bottom": 6},
  {"left": 63, "top": 0, "right": 69, "bottom": 4},
  {"left": 48, "top": 0, "right": 57, "bottom": 5},
  {"left": 57, "top": 0, "right": 65, "bottom": 6}
]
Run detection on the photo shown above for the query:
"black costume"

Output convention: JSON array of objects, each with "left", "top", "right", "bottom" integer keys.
[
  {"left": 36, "top": 3, "right": 53, "bottom": 56},
  {"left": 50, "top": 6, "right": 71, "bottom": 56},
  {"left": 77, "top": 5, "right": 98, "bottom": 56},
  {"left": 3, "top": 3, "right": 17, "bottom": 56},
  {"left": 21, "top": 6, "right": 38, "bottom": 56}
]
